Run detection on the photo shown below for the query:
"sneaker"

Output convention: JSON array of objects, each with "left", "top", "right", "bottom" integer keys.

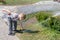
[
  {"left": 11, "top": 33, "right": 15, "bottom": 36},
  {"left": 8, "top": 33, "right": 12, "bottom": 35}
]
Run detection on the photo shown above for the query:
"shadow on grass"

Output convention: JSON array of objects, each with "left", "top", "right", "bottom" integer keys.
[{"left": 16, "top": 29, "right": 39, "bottom": 34}]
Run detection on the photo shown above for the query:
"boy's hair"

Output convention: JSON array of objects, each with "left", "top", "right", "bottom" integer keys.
[{"left": 18, "top": 13, "right": 26, "bottom": 20}]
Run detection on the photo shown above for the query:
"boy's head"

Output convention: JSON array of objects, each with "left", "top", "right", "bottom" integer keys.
[{"left": 18, "top": 13, "right": 26, "bottom": 20}]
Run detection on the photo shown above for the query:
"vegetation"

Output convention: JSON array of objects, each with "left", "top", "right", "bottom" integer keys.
[
  {"left": 17, "top": 23, "right": 60, "bottom": 40},
  {"left": 42, "top": 16, "right": 60, "bottom": 31},
  {"left": 0, "top": 0, "right": 6, "bottom": 4},
  {"left": 35, "top": 11, "right": 52, "bottom": 22},
  {"left": 2, "top": 0, "right": 41, "bottom": 5},
  {"left": 17, "top": 11, "right": 59, "bottom": 40}
]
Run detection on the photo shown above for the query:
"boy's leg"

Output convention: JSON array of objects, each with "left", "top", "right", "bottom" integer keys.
[
  {"left": 8, "top": 20, "right": 13, "bottom": 34},
  {"left": 13, "top": 21, "right": 17, "bottom": 31},
  {"left": 20, "top": 21, "right": 24, "bottom": 30}
]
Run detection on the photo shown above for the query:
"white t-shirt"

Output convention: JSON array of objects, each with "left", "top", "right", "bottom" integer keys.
[{"left": 11, "top": 12, "right": 18, "bottom": 21}]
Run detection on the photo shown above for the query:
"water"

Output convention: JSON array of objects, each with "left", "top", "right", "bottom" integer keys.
[{"left": 16, "top": 1, "right": 60, "bottom": 14}]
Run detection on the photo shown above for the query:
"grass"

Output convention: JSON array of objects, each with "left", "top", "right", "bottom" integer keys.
[
  {"left": 2, "top": 0, "right": 41, "bottom": 5},
  {"left": 35, "top": 11, "right": 53, "bottom": 22},
  {"left": 0, "top": 0, "right": 51, "bottom": 5},
  {"left": 17, "top": 23, "right": 60, "bottom": 40}
]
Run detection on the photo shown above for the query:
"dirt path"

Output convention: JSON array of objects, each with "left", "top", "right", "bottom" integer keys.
[{"left": 0, "top": 17, "right": 19, "bottom": 40}]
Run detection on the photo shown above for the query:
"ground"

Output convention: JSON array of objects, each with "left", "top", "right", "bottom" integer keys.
[{"left": 0, "top": 17, "right": 19, "bottom": 40}]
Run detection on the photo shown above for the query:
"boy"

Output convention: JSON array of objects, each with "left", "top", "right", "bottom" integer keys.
[{"left": 2, "top": 9, "right": 18, "bottom": 35}]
